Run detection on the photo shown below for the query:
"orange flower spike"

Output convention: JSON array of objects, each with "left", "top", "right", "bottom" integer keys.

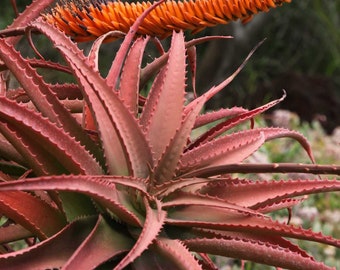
[{"left": 44, "top": 0, "right": 292, "bottom": 42}]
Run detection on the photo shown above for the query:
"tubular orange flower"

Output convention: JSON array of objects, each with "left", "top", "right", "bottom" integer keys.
[{"left": 44, "top": 0, "right": 291, "bottom": 41}]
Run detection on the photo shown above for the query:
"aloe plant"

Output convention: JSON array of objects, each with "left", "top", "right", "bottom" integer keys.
[{"left": 0, "top": 0, "right": 339, "bottom": 269}]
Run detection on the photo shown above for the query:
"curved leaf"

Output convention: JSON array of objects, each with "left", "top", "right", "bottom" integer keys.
[
  {"left": 185, "top": 237, "right": 333, "bottom": 270},
  {"left": 179, "top": 131, "right": 266, "bottom": 173},
  {"left": 0, "top": 38, "right": 100, "bottom": 161},
  {"left": 28, "top": 19, "right": 129, "bottom": 175},
  {"left": 151, "top": 238, "right": 202, "bottom": 270},
  {"left": 193, "top": 107, "right": 248, "bottom": 129},
  {"left": 0, "top": 216, "right": 98, "bottom": 270},
  {"left": 162, "top": 191, "right": 260, "bottom": 216},
  {"left": 199, "top": 178, "right": 340, "bottom": 210},
  {"left": 190, "top": 227, "right": 313, "bottom": 260},
  {"left": 0, "top": 134, "right": 25, "bottom": 166},
  {"left": 120, "top": 37, "right": 149, "bottom": 115},
  {"left": 0, "top": 224, "right": 32, "bottom": 245},
  {"left": 0, "top": 38, "right": 65, "bottom": 125},
  {"left": 0, "top": 175, "right": 147, "bottom": 226},
  {"left": 0, "top": 191, "right": 65, "bottom": 239},
  {"left": 114, "top": 198, "right": 166, "bottom": 270},
  {"left": 63, "top": 216, "right": 134, "bottom": 270},
  {"left": 0, "top": 121, "right": 64, "bottom": 175},
  {"left": 254, "top": 127, "right": 315, "bottom": 162},
  {"left": 167, "top": 207, "right": 340, "bottom": 248},
  {"left": 153, "top": 177, "right": 217, "bottom": 198},
  {"left": 87, "top": 31, "right": 126, "bottom": 72},
  {"left": 180, "top": 127, "right": 315, "bottom": 174},
  {"left": 0, "top": 97, "right": 102, "bottom": 175},
  {"left": 188, "top": 90, "right": 286, "bottom": 149}
]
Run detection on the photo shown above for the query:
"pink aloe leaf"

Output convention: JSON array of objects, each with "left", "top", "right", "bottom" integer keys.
[
  {"left": 0, "top": 175, "right": 148, "bottom": 226},
  {"left": 85, "top": 32, "right": 125, "bottom": 132},
  {"left": 139, "top": 65, "right": 166, "bottom": 127},
  {"left": 0, "top": 224, "right": 32, "bottom": 244},
  {"left": 188, "top": 91, "right": 286, "bottom": 150},
  {"left": 42, "top": 83, "right": 82, "bottom": 101},
  {"left": 7, "top": 84, "right": 83, "bottom": 104},
  {"left": 31, "top": 19, "right": 153, "bottom": 177},
  {"left": 23, "top": 58, "right": 72, "bottom": 75},
  {"left": 0, "top": 97, "right": 103, "bottom": 175},
  {"left": 140, "top": 30, "right": 186, "bottom": 163},
  {"left": 119, "top": 36, "right": 149, "bottom": 116},
  {"left": 0, "top": 122, "right": 58, "bottom": 175},
  {"left": 162, "top": 191, "right": 260, "bottom": 216},
  {"left": 29, "top": 19, "right": 127, "bottom": 175},
  {"left": 166, "top": 204, "right": 261, "bottom": 224},
  {"left": 166, "top": 206, "right": 340, "bottom": 248},
  {"left": 114, "top": 198, "right": 167, "bottom": 270},
  {"left": 153, "top": 177, "right": 220, "bottom": 198},
  {"left": 250, "top": 127, "right": 314, "bottom": 162},
  {"left": 191, "top": 227, "right": 313, "bottom": 261},
  {"left": 0, "top": 134, "right": 25, "bottom": 166},
  {"left": 0, "top": 216, "right": 98, "bottom": 269},
  {"left": 184, "top": 237, "right": 333, "bottom": 270},
  {"left": 180, "top": 127, "right": 314, "bottom": 174},
  {"left": 0, "top": 190, "right": 66, "bottom": 239},
  {"left": 1, "top": 119, "right": 86, "bottom": 176},
  {"left": 0, "top": 38, "right": 67, "bottom": 126},
  {"left": 199, "top": 178, "right": 340, "bottom": 210},
  {"left": 254, "top": 197, "right": 307, "bottom": 214},
  {"left": 154, "top": 97, "right": 206, "bottom": 184},
  {"left": 132, "top": 240, "right": 202, "bottom": 269},
  {"left": 178, "top": 131, "right": 266, "bottom": 173},
  {"left": 87, "top": 31, "right": 126, "bottom": 72},
  {"left": 193, "top": 107, "right": 248, "bottom": 129},
  {"left": 150, "top": 238, "right": 202, "bottom": 270},
  {"left": 0, "top": 57, "right": 71, "bottom": 75},
  {"left": 62, "top": 216, "right": 134, "bottom": 270},
  {"left": 0, "top": 39, "right": 101, "bottom": 161},
  {"left": 66, "top": 64, "right": 129, "bottom": 175}
]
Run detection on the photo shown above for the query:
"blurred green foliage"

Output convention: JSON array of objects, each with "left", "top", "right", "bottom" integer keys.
[
  {"left": 1, "top": 0, "right": 32, "bottom": 28},
  {"left": 259, "top": 0, "right": 339, "bottom": 77},
  {"left": 225, "top": 0, "right": 340, "bottom": 112}
]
